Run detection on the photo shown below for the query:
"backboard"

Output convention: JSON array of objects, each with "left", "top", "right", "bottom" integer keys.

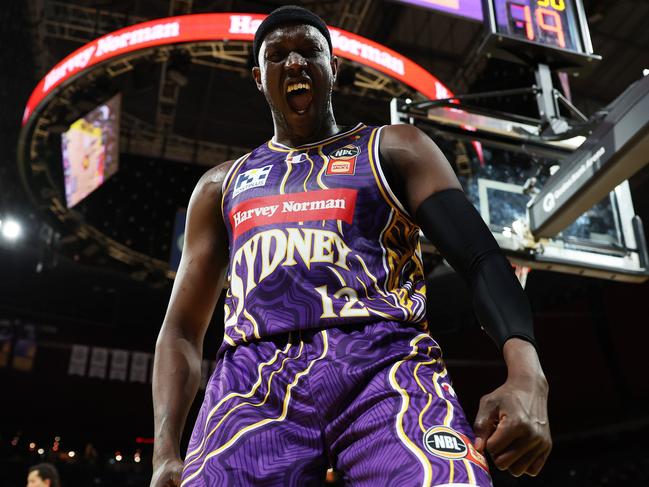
[{"left": 403, "top": 121, "right": 648, "bottom": 283}]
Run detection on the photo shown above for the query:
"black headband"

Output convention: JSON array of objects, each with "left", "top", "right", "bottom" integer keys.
[{"left": 253, "top": 5, "right": 332, "bottom": 66}]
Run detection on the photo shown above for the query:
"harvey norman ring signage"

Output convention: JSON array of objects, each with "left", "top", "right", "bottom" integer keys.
[{"left": 23, "top": 13, "right": 452, "bottom": 126}]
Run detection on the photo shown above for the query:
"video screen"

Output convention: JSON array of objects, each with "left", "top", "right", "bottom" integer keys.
[
  {"left": 394, "top": 0, "right": 484, "bottom": 21},
  {"left": 61, "top": 94, "right": 121, "bottom": 208}
]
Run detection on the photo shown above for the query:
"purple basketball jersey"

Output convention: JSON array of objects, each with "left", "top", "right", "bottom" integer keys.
[
  {"left": 220, "top": 123, "right": 428, "bottom": 348},
  {"left": 181, "top": 124, "right": 493, "bottom": 486}
]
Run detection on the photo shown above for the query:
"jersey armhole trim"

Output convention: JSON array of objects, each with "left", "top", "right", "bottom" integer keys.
[
  {"left": 220, "top": 153, "right": 251, "bottom": 223},
  {"left": 368, "top": 125, "right": 414, "bottom": 221},
  {"left": 221, "top": 153, "right": 250, "bottom": 194}
]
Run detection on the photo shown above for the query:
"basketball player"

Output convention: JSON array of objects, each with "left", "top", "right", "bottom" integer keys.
[{"left": 151, "top": 6, "right": 551, "bottom": 486}]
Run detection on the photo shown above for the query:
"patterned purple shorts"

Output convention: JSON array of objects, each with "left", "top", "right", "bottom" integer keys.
[{"left": 181, "top": 321, "right": 492, "bottom": 486}]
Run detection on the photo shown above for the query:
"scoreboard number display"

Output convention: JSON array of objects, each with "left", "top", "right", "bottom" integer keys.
[
  {"left": 482, "top": 0, "right": 600, "bottom": 68},
  {"left": 495, "top": 0, "right": 580, "bottom": 51}
]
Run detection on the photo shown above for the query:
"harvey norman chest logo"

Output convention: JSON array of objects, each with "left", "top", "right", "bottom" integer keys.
[
  {"left": 229, "top": 188, "right": 357, "bottom": 239},
  {"left": 326, "top": 145, "right": 360, "bottom": 175},
  {"left": 233, "top": 165, "right": 273, "bottom": 197}
]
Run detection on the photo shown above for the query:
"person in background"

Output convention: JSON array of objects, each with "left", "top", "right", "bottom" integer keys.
[{"left": 26, "top": 463, "right": 61, "bottom": 487}]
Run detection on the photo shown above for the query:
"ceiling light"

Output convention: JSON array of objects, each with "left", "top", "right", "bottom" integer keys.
[{"left": 1, "top": 219, "right": 22, "bottom": 240}]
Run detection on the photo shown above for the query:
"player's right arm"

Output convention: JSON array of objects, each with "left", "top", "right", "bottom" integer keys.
[{"left": 150, "top": 161, "right": 234, "bottom": 487}]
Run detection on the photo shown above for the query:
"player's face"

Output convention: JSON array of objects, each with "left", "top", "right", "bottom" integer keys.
[{"left": 253, "top": 24, "right": 338, "bottom": 138}]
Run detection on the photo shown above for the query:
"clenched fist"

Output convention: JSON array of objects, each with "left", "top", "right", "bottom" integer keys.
[{"left": 473, "top": 362, "right": 551, "bottom": 477}]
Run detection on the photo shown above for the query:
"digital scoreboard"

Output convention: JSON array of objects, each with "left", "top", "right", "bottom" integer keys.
[
  {"left": 394, "top": 0, "right": 599, "bottom": 69},
  {"left": 494, "top": 0, "right": 581, "bottom": 51},
  {"left": 481, "top": 0, "right": 600, "bottom": 69}
]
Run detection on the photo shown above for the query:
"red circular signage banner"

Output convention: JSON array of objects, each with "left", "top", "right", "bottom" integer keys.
[{"left": 22, "top": 13, "right": 452, "bottom": 126}]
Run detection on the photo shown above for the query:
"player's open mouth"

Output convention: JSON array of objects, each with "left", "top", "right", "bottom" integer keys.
[{"left": 286, "top": 81, "right": 313, "bottom": 114}]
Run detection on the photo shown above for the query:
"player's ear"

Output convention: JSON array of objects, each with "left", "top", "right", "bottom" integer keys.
[
  {"left": 330, "top": 55, "right": 339, "bottom": 83},
  {"left": 252, "top": 66, "right": 263, "bottom": 92}
]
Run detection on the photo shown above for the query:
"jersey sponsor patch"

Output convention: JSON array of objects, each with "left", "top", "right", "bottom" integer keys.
[
  {"left": 286, "top": 152, "right": 308, "bottom": 164},
  {"left": 326, "top": 145, "right": 360, "bottom": 175},
  {"left": 229, "top": 188, "right": 357, "bottom": 239},
  {"left": 233, "top": 165, "right": 273, "bottom": 197},
  {"left": 423, "top": 426, "right": 489, "bottom": 473}
]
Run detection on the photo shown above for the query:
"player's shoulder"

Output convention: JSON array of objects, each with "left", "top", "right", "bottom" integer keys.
[
  {"left": 191, "top": 159, "right": 238, "bottom": 204},
  {"left": 377, "top": 124, "right": 427, "bottom": 174},
  {"left": 380, "top": 123, "right": 443, "bottom": 163},
  {"left": 380, "top": 123, "right": 428, "bottom": 148}
]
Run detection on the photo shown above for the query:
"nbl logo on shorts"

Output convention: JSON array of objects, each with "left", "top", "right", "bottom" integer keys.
[
  {"left": 326, "top": 145, "right": 359, "bottom": 175},
  {"left": 423, "top": 425, "right": 490, "bottom": 473},
  {"left": 233, "top": 165, "right": 273, "bottom": 197},
  {"left": 423, "top": 426, "right": 468, "bottom": 459}
]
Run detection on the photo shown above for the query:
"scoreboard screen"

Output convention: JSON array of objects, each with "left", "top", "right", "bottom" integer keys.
[
  {"left": 395, "top": 0, "right": 484, "bottom": 21},
  {"left": 493, "top": 0, "right": 582, "bottom": 52}
]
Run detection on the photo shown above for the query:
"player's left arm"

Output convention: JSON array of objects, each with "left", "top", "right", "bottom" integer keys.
[{"left": 379, "top": 124, "right": 551, "bottom": 478}]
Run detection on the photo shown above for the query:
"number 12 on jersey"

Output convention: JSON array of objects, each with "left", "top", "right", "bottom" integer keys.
[{"left": 315, "top": 285, "right": 370, "bottom": 318}]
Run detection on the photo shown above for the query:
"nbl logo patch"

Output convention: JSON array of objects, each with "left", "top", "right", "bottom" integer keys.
[
  {"left": 423, "top": 426, "right": 489, "bottom": 473},
  {"left": 423, "top": 426, "right": 467, "bottom": 459},
  {"left": 326, "top": 145, "right": 360, "bottom": 175},
  {"left": 233, "top": 165, "right": 273, "bottom": 197}
]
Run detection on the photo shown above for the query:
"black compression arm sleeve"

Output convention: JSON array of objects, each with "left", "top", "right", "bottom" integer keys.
[{"left": 414, "top": 188, "right": 536, "bottom": 351}]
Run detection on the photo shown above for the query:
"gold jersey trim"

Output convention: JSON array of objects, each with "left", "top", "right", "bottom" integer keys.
[
  {"left": 220, "top": 153, "right": 252, "bottom": 225},
  {"left": 367, "top": 126, "right": 414, "bottom": 222},
  {"left": 388, "top": 333, "right": 434, "bottom": 487},
  {"left": 266, "top": 123, "right": 365, "bottom": 152}
]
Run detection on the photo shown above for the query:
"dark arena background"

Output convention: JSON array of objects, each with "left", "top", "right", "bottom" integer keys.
[{"left": 2, "top": 0, "right": 649, "bottom": 486}]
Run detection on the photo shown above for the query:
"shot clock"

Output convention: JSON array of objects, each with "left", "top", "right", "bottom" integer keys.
[
  {"left": 495, "top": 0, "right": 579, "bottom": 51},
  {"left": 481, "top": 0, "right": 600, "bottom": 69}
]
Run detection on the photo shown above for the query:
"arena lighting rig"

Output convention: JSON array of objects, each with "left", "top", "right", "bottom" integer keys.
[
  {"left": 18, "top": 12, "right": 453, "bottom": 276},
  {"left": 393, "top": 0, "right": 649, "bottom": 282}
]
